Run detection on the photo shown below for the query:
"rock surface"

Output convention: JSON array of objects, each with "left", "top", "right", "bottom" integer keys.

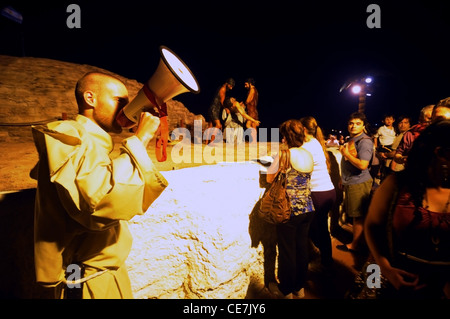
[
  {"left": 127, "top": 162, "right": 267, "bottom": 299},
  {"left": 0, "top": 55, "right": 205, "bottom": 141}
]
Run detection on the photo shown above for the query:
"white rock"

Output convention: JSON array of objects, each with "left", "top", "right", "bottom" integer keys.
[{"left": 127, "top": 162, "right": 267, "bottom": 299}]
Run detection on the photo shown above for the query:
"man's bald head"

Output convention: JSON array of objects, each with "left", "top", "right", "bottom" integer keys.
[
  {"left": 75, "top": 72, "right": 124, "bottom": 111},
  {"left": 74, "top": 72, "right": 129, "bottom": 133}
]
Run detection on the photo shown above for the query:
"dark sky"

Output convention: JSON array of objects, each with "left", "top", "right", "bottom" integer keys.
[{"left": 1, "top": 0, "right": 450, "bottom": 136}]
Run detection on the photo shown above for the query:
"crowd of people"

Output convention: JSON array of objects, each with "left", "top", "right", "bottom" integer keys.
[
  {"left": 30, "top": 70, "right": 450, "bottom": 299},
  {"left": 264, "top": 98, "right": 450, "bottom": 299}
]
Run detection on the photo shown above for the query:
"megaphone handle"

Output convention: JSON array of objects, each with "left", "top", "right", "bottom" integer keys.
[
  {"left": 142, "top": 82, "right": 169, "bottom": 162},
  {"left": 142, "top": 83, "right": 168, "bottom": 117},
  {"left": 156, "top": 116, "right": 169, "bottom": 162}
]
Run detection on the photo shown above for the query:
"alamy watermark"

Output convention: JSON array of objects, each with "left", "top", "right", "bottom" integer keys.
[
  {"left": 65, "top": 3, "right": 381, "bottom": 30},
  {"left": 64, "top": 262, "right": 383, "bottom": 289},
  {"left": 169, "top": 120, "right": 280, "bottom": 169},
  {"left": 66, "top": 4, "right": 81, "bottom": 29},
  {"left": 366, "top": 263, "right": 381, "bottom": 289},
  {"left": 366, "top": 4, "right": 381, "bottom": 29},
  {"left": 66, "top": 4, "right": 381, "bottom": 30},
  {"left": 65, "top": 263, "right": 82, "bottom": 288}
]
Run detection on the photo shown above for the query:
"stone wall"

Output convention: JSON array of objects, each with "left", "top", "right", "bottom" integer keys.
[
  {"left": 0, "top": 55, "right": 205, "bottom": 141},
  {"left": 0, "top": 162, "right": 271, "bottom": 299}
]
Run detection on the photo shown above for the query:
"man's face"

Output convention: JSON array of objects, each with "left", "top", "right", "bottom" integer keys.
[
  {"left": 347, "top": 118, "right": 365, "bottom": 137},
  {"left": 94, "top": 80, "right": 129, "bottom": 133},
  {"left": 244, "top": 82, "right": 250, "bottom": 90},
  {"left": 226, "top": 83, "right": 234, "bottom": 91},
  {"left": 384, "top": 116, "right": 394, "bottom": 126},
  {"left": 397, "top": 118, "right": 411, "bottom": 133}
]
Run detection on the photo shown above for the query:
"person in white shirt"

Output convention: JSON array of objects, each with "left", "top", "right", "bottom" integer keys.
[
  {"left": 374, "top": 114, "right": 397, "bottom": 181},
  {"left": 374, "top": 114, "right": 396, "bottom": 151},
  {"left": 325, "top": 134, "right": 340, "bottom": 148},
  {"left": 300, "top": 116, "right": 337, "bottom": 268}
]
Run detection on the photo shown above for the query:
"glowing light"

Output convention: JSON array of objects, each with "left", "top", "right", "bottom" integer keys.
[
  {"left": 351, "top": 85, "right": 362, "bottom": 94},
  {"left": 365, "top": 77, "right": 373, "bottom": 84}
]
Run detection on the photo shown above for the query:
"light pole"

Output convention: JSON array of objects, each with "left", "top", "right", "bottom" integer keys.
[
  {"left": 350, "top": 84, "right": 366, "bottom": 113},
  {"left": 341, "top": 76, "right": 373, "bottom": 113}
]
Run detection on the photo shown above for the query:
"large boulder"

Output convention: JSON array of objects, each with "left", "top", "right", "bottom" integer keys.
[{"left": 127, "top": 161, "right": 268, "bottom": 299}]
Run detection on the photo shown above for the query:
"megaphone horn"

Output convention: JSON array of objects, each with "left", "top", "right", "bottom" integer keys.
[{"left": 116, "top": 46, "right": 200, "bottom": 128}]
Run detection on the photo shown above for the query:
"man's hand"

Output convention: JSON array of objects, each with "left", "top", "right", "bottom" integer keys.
[
  {"left": 135, "top": 112, "right": 160, "bottom": 148},
  {"left": 213, "top": 119, "right": 222, "bottom": 130},
  {"left": 378, "top": 152, "right": 388, "bottom": 160},
  {"left": 339, "top": 143, "right": 350, "bottom": 158},
  {"left": 393, "top": 153, "right": 407, "bottom": 164},
  {"left": 340, "top": 141, "right": 357, "bottom": 159}
]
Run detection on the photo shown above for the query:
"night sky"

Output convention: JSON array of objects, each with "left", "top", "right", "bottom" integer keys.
[{"left": 1, "top": 0, "right": 450, "bottom": 137}]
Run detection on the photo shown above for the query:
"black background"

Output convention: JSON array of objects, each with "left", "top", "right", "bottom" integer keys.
[{"left": 1, "top": 0, "right": 450, "bottom": 137}]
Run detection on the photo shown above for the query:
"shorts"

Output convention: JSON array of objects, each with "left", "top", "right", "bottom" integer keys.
[
  {"left": 208, "top": 102, "right": 222, "bottom": 122},
  {"left": 343, "top": 178, "right": 373, "bottom": 218}
]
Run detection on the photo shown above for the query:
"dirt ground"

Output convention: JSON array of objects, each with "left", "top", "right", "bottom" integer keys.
[
  {"left": 0, "top": 140, "right": 40, "bottom": 192},
  {"left": 0, "top": 134, "right": 278, "bottom": 192}
]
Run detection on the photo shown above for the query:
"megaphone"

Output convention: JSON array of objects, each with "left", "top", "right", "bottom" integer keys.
[{"left": 116, "top": 45, "right": 200, "bottom": 128}]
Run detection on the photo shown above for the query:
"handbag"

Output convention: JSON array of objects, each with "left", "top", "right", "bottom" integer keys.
[{"left": 258, "top": 149, "right": 292, "bottom": 224}]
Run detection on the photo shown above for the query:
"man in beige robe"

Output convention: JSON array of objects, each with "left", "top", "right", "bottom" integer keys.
[{"left": 30, "top": 72, "right": 168, "bottom": 298}]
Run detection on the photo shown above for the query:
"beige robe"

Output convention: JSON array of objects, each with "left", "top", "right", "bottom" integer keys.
[{"left": 30, "top": 115, "right": 168, "bottom": 298}]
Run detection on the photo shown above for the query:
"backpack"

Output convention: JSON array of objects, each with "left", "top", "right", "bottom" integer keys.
[{"left": 258, "top": 149, "right": 292, "bottom": 224}]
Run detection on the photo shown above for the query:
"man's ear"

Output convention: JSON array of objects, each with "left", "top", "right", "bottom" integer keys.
[{"left": 83, "top": 91, "right": 95, "bottom": 108}]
